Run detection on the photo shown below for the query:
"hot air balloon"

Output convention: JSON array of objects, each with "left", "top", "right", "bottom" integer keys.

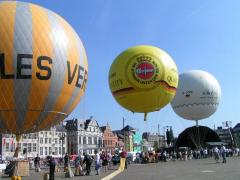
[
  {"left": 0, "top": 1, "right": 88, "bottom": 139},
  {"left": 170, "top": 70, "right": 221, "bottom": 149},
  {"left": 109, "top": 45, "right": 178, "bottom": 121},
  {"left": 171, "top": 70, "right": 221, "bottom": 123}
]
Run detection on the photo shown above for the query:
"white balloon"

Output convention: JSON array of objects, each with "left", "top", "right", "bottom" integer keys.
[{"left": 171, "top": 70, "right": 221, "bottom": 120}]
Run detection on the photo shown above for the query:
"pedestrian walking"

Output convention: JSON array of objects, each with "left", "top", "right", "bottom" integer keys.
[
  {"left": 64, "top": 153, "right": 70, "bottom": 172},
  {"left": 34, "top": 154, "right": 41, "bottom": 172},
  {"left": 101, "top": 151, "right": 108, "bottom": 172},
  {"left": 47, "top": 156, "right": 56, "bottom": 180},
  {"left": 213, "top": 146, "right": 220, "bottom": 163},
  {"left": 94, "top": 150, "right": 101, "bottom": 175},
  {"left": 107, "top": 152, "right": 112, "bottom": 170},
  {"left": 221, "top": 144, "right": 227, "bottom": 163},
  {"left": 74, "top": 154, "right": 82, "bottom": 176},
  {"left": 120, "top": 149, "right": 128, "bottom": 169},
  {"left": 83, "top": 152, "right": 93, "bottom": 175}
]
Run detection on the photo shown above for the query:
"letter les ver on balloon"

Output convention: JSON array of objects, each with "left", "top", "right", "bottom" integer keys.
[{"left": 0, "top": 53, "right": 87, "bottom": 89}]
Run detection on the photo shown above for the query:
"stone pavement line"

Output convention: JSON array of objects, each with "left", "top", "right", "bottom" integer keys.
[
  {"left": 101, "top": 158, "right": 126, "bottom": 180},
  {"left": 101, "top": 169, "right": 123, "bottom": 180}
]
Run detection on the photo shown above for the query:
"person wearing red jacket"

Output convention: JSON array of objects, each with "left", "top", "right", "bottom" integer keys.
[{"left": 120, "top": 150, "right": 128, "bottom": 169}]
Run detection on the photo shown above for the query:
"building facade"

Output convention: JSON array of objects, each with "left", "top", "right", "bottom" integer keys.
[
  {"left": 215, "top": 126, "right": 233, "bottom": 146},
  {"left": 101, "top": 124, "right": 118, "bottom": 153},
  {"left": 142, "top": 132, "right": 165, "bottom": 149},
  {"left": 0, "top": 125, "right": 67, "bottom": 159},
  {"left": 38, "top": 125, "right": 67, "bottom": 158},
  {"left": 233, "top": 123, "right": 240, "bottom": 147},
  {"left": 133, "top": 131, "right": 142, "bottom": 153},
  {"left": 65, "top": 118, "right": 103, "bottom": 155}
]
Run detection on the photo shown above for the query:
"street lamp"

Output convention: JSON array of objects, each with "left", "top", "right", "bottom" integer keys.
[{"left": 163, "top": 126, "right": 172, "bottom": 147}]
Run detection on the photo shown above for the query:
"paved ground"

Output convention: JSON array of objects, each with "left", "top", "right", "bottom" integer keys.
[
  {"left": 115, "top": 157, "right": 240, "bottom": 180},
  {"left": 0, "top": 166, "right": 118, "bottom": 180},
  {"left": 1, "top": 157, "right": 240, "bottom": 180}
]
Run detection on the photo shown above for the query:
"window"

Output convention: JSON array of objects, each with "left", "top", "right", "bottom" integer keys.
[
  {"left": 45, "top": 138, "right": 48, "bottom": 144},
  {"left": 59, "top": 139, "right": 61, "bottom": 144},
  {"left": 6, "top": 143, "right": 9, "bottom": 152},
  {"left": 40, "top": 138, "right": 43, "bottom": 144},
  {"left": 59, "top": 147, "right": 61, "bottom": 155},
  {"left": 45, "top": 147, "right": 48, "bottom": 155},
  {"left": 49, "top": 147, "right": 52, "bottom": 155},
  {"left": 98, "top": 138, "right": 102, "bottom": 147},
  {"left": 79, "top": 136, "right": 82, "bottom": 144},
  {"left": 28, "top": 143, "right": 32, "bottom": 152},
  {"left": 83, "top": 137, "right": 86, "bottom": 144},
  {"left": 55, "top": 147, "right": 58, "bottom": 155},
  {"left": 94, "top": 137, "right": 97, "bottom": 145},
  {"left": 88, "top": 137, "right": 92, "bottom": 145},
  {"left": 33, "top": 143, "right": 37, "bottom": 152},
  {"left": 23, "top": 143, "right": 27, "bottom": 150},
  {"left": 49, "top": 138, "right": 52, "bottom": 144},
  {"left": 40, "top": 147, "right": 43, "bottom": 155}
]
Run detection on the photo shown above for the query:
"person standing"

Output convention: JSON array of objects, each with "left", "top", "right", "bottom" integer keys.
[
  {"left": 48, "top": 156, "right": 56, "bottom": 180},
  {"left": 221, "top": 144, "right": 227, "bottom": 163},
  {"left": 83, "top": 152, "right": 93, "bottom": 175},
  {"left": 120, "top": 149, "right": 128, "bottom": 169},
  {"left": 101, "top": 152, "right": 108, "bottom": 172},
  {"left": 74, "top": 154, "right": 82, "bottom": 176},
  {"left": 94, "top": 150, "right": 101, "bottom": 175},
  {"left": 34, "top": 154, "right": 40, "bottom": 172},
  {"left": 64, "top": 153, "right": 69, "bottom": 172},
  {"left": 107, "top": 152, "right": 112, "bottom": 170},
  {"left": 213, "top": 146, "right": 220, "bottom": 163}
]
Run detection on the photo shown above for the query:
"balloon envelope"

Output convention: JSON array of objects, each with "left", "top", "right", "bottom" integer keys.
[
  {"left": 109, "top": 45, "right": 178, "bottom": 114},
  {"left": 0, "top": 1, "right": 88, "bottom": 134},
  {"left": 171, "top": 70, "right": 221, "bottom": 120}
]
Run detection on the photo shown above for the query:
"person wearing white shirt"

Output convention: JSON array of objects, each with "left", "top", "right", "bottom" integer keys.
[
  {"left": 94, "top": 150, "right": 101, "bottom": 175},
  {"left": 220, "top": 144, "right": 227, "bottom": 163}
]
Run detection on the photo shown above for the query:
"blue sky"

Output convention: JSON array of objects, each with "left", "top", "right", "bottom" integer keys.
[{"left": 20, "top": 0, "right": 240, "bottom": 136}]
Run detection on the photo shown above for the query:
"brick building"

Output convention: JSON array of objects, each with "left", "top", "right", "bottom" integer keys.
[{"left": 101, "top": 124, "right": 118, "bottom": 153}]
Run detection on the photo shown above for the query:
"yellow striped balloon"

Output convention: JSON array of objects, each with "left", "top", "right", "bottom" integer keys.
[{"left": 0, "top": 1, "right": 88, "bottom": 135}]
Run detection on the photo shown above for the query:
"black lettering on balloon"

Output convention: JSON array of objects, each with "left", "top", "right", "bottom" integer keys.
[
  {"left": 81, "top": 70, "right": 88, "bottom": 91},
  {"left": 36, "top": 56, "right": 52, "bottom": 80},
  {"left": 67, "top": 61, "right": 78, "bottom": 85},
  {"left": 75, "top": 65, "right": 84, "bottom": 88},
  {"left": 0, "top": 53, "right": 14, "bottom": 79},
  {"left": 16, "top": 54, "right": 32, "bottom": 79}
]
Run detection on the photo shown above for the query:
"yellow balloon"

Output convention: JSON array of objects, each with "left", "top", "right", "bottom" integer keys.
[{"left": 109, "top": 45, "right": 178, "bottom": 120}]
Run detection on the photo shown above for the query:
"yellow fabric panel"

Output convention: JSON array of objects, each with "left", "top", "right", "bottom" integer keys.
[
  {"left": 53, "top": 14, "right": 80, "bottom": 112},
  {"left": 37, "top": 113, "right": 56, "bottom": 131},
  {"left": 39, "top": 14, "right": 80, "bottom": 127},
  {"left": 1, "top": 112, "right": 16, "bottom": 133},
  {"left": 21, "top": 4, "right": 53, "bottom": 131},
  {"left": 0, "top": 2, "right": 17, "bottom": 132},
  {"left": 66, "top": 46, "right": 88, "bottom": 114}
]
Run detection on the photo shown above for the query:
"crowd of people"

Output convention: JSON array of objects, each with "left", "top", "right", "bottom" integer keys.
[
  {"left": 25, "top": 145, "right": 240, "bottom": 179},
  {"left": 36, "top": 150, "right": 118, "bottom": 179}
]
